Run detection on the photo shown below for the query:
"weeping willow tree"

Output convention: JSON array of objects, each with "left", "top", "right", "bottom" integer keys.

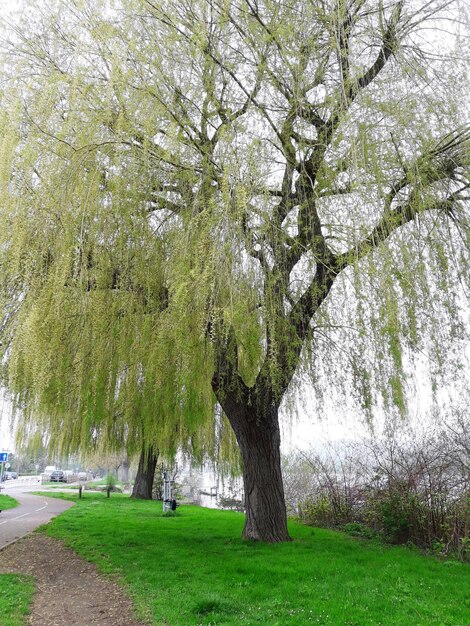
[
  {"left": 0, "top": 1, "right": 239, "bottom": 483},
  {"left": 1, "top": 0, "right": 470, "bottom": 541}
]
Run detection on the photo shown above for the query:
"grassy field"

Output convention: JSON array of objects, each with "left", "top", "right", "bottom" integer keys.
[
  {"left": 36, "top": 493, "right": 470, "bottom": 626},
  {"left": 0, "top": 574, "right": 34, "bottom": 626},
  {"left": 0, "top": 494, "right": 18, "bottom": 511},
  {"left": 0, "top": 496, "right": 31, "bottom": 626}
]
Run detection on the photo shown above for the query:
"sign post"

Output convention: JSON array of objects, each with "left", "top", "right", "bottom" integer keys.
[
  {"left": 0, "top": 451, "right": 8, "bottom": 485},
  {"left": 162, "top": 469, "right": 172, "bottom": 512},
  {"left": 161, "top": 466, "right": 177, "bottom": 512}
]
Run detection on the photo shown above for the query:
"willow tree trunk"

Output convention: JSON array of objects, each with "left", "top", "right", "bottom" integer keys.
[
  {"left": 131, "top": 446, "right": 158, "bottom": 500},
  {"left": 224, "top": 399, "right": 290, "bottom": 542}
]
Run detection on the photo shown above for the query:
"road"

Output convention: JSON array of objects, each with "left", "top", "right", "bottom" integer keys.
[{"left": 0, "top": 479, "right": 74, "bottom": 549}]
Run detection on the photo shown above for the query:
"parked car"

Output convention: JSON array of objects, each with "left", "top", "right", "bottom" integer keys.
[
  {"left": 9, "top": 472, "right": 17, "bottom": 479},
  {"left": 50, "top": 470, "right": 67, "bottom": 483},
  {"left": 78, "top": 472, "right": 88, "bottom": 481},
  {"left": 42, "top": 466, "right": 56, "bottom": 481}
]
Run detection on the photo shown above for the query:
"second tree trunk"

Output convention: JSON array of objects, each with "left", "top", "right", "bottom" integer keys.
[{"left": 131, "top": 445, "right": 158, "bottom": 500}]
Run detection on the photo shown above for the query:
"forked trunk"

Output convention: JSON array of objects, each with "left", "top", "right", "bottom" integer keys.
[
  {"left": 131, "top": 445, "right": 158, "bottom": 500},
  {"left": 228, "top": 404, "right": 291, "bottom": 542}
]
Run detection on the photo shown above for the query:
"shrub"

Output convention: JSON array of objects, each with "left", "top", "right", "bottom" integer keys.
[{"left": 282, "top": 419, "right": 470, "bottom": 560}]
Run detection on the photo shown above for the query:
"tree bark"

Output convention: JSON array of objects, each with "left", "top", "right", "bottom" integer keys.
[
  {"left": 131, "top": 445, "right": 158, "bottom": 500},
  {"left": 219, "top": 390, "right": 291, "bottom": 542}
]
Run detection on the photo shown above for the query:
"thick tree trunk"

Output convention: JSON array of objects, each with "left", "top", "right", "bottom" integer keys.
[
  {"left": 212, "top": 326, "right": 290, "bottom": 542},
  {"left": 226, "top": 401, "right": 291, "bottom": 542},
  {"left": 131, "top": 445, "right": 158, "bottom": 500}
]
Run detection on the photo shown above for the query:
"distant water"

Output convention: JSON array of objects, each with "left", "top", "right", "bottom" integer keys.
[{"left": 195, "top": 493, "right": 220, "bottom": 509}]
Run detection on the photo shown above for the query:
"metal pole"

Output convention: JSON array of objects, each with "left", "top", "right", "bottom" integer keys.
[
  {"left": 0, "top": 458, "right": 4, "bottom": 488},
  {"left": 162, "top": 469, "right": 172, "bottom": 512}
]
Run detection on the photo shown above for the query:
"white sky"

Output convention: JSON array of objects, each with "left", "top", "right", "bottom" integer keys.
[
  {"left": 0, "top": 0, "right": 20, "bottom": 17},
  {"left": 0, "top": 0, "right": 21, "bottom": 11},
  {"left": 0, "top": 396, "right": 13, "bottom": 452}
]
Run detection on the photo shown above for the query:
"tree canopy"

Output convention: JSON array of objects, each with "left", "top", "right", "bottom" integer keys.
[{"left": 1, "top": 0, "right": 469, "bottom": 540}]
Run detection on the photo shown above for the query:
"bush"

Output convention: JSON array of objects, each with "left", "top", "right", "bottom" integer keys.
[
  {"left": 104, "top": 473, "right": 119, "bottom": 496},
  {"left": 106, "top": 473, "right": 117, "bottom": 489},
  {"left": 303, "top": 495, "right": 335, "bottom": 527},
  {"left": 282, "top": 419, "right": 470, "bottom": 560},
  {"left": 343, "top": 522, "right": 377, "bottom": 539},
  {"left": 366, "top": 486, "right": 419, "bottom": 543}
]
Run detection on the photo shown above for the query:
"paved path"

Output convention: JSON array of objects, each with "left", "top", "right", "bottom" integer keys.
[{"left": 0, "top": 489, "right": 74, "bottom": 549}]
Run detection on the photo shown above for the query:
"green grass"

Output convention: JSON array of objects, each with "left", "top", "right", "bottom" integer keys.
[
  {"left": 36, "top": 492, "right": 470, "bottom": 626},
  {"left": 40, "top": 483, "right": 66, "bottom": 488},
  {"left": 0, "top": 497, "right": 32, "bottom": 625},
  {"left": 85, "top": 478, "right": 124, "bottom": 489},
  {"left": 0, "top": 574, "right": 34, "bottom": 626},
  {"left": 0, "top": 494, "right": 19, "bottom": 510}
]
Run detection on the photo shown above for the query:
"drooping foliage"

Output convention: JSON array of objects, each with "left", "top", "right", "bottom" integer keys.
[
  {"left": 0, "top": 1, "right": 240, "bottom": 462},
  {"left": 0, "top": 0, "right": 470, "bottom": 539}
]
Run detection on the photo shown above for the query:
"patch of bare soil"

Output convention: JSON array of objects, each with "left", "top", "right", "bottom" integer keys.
[{"left": 0, "top": 533, "right": 148, "bottom": 626}]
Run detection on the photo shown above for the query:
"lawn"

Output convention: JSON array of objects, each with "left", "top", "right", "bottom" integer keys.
[
  {"left": 36, "top": 493, "right": 470, "bottom": 626},
  {"left": 0, "top": 494, "right": 19, "bottom": 511},
  {"left": 0, "top": 574, "right": 34, "bottom": 626},
  {"left": 0, "top": 496, "right": 31, "bottom": 626}
]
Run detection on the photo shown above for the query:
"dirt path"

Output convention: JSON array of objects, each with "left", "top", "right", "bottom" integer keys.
[{"left": 0, "top": 533, "right": 148, "bottom": 626}]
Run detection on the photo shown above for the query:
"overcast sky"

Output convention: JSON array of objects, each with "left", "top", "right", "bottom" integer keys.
[{"left": 0, "top": 0, "right": 19, "bottom": 16}]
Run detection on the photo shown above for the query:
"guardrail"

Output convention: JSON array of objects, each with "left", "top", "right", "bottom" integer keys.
[
  {"left": 18, "top": 475, "right": 41, "bottom": 484},
  {"left": 0, "top": 475, "right": 40, "bottom": 491}
]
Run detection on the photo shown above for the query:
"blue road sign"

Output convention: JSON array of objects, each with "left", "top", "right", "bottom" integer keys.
[{"left": 0, "top": 452, "right": 8, "bottom": 462}]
